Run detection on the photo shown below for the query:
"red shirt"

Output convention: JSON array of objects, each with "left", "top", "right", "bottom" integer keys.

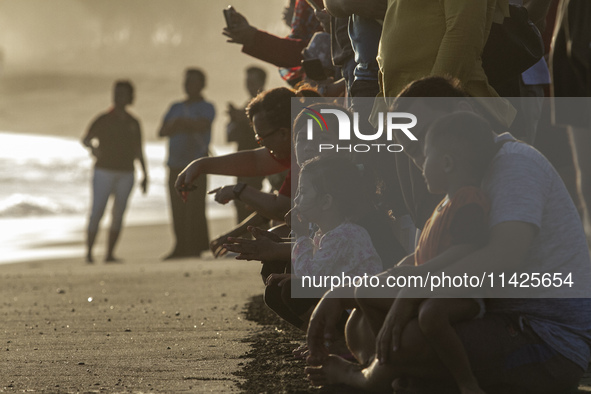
[
  {"left": 270, "top": 151, "right": 297, "bottom": 197},
  {"left": 415, "top": 186, "right": 490, "bottom": 266},
  {"left": 241, "top": 0, "right": 323, "bottom": 68}
]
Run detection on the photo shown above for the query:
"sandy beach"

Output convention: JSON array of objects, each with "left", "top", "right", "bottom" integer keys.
[
  {"left": 2, "top": 1, "right": 591, "bottom": 391},
  {"left": 4, "top": 222, "right": 591, "bottom": 393},
  {"left": 0, "top": 222, "right": 266, "bottom": 392}
]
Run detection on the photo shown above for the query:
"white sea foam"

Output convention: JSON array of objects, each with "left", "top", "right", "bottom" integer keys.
[
  {"left": 0, "top": 131, "right": 238, "bottom": 264},
  {"left": 0, "top": 193, "right": 81, "bottom": 217}
]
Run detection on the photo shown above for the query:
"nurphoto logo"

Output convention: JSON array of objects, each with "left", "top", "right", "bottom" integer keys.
[{"left": 304, "top": 107, "right": 418, "bottom": 153}]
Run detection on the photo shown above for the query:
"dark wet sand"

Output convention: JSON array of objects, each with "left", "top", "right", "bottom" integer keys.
[{"left": 2, "top": 223, "right": 591, "bottom": 392}]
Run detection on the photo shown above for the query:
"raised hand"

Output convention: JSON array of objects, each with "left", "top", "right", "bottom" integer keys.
[{"left": 222, "top": 8, "right": 257, "bottom": 46}]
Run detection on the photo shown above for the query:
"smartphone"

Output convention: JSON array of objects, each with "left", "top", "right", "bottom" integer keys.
[
  {"left": 304, "top": 0, "right": 321, "bottom": 11},
  {"left": 302, "top": 58, "right": 327, "bottom": 81},
  {"left": 223, "top": 6, "right": 234, "bottom": 29}
]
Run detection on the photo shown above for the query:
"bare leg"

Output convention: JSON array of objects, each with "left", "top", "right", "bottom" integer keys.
[
  {"left": 86, "top": 230, "right": 97, "bottom": 263},
  {"left": 87, "top": 169, "right": 112, "bottom": 263},
  {"left": 344, "top": 308, "right": 376, "bottom": 365},
  {"left": 105, "top": 230, "right": 121, "bottom": 262},
  {"left": 306, "top": 319, "right": 449, "bottom": 391},
  {"left": 107, "top": 171, "right": 132, "bottom": 262},
  {"left": 418, "top": 298, "right": 484, "bottom": 394},
  {"left": 354, "top": 276, "right": 400, "bottom": 336},
  {"left": 356, "top": 296, "right": 395, "bottom": 337}
]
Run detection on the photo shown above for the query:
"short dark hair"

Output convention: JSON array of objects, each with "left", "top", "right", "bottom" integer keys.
[
  {"left": 426, "top": 111, "right": 496, "bottom": 181},
  {"left": 186, "top": 68, "right": 206, "bottom": 86},
  {"left": 294, "top": 82, "right": 322, "bottom": 97},
  {"left": 392, "top": 76, "right": 468, "bottom": 112},
  {"left": 246, "top": 66, "right": 267, "bottom": 84},
  {"left": 246, "top": 87, "right": 296, "bottom": 130},
  {"left": 114, "top": 80, "right": 134, "bottom": 96}
]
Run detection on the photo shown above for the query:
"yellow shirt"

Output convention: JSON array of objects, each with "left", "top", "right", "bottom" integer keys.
[{"left": 377, "top": 0, "right": 514, "bottom": 126}]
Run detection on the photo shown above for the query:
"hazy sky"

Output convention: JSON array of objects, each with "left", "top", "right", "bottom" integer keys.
[
  {"left": 0, "top": 1, "right": 293, "bottom": 139},
  {"left": 0, "top": 0, "right": 289, "bottom": 79}
]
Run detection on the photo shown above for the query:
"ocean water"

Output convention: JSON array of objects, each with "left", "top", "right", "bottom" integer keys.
[
  {"left": 0, "top": 131, "right": 237, "bottom": 264},
  {"left": 0, "top": 0, "right": 291, "bottom": 264}
]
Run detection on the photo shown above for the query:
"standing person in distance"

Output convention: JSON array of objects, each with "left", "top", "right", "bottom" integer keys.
[
  {"left": 158, "top": 68, "right": 215, "bottom": 260},
  {"left": 82, "top": 80, "right": 148, "bottom": 263}
]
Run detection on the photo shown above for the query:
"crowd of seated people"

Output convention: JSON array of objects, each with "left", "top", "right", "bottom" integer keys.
[{"left": 172, "top": 0, "right": 591, "bottom": 392}]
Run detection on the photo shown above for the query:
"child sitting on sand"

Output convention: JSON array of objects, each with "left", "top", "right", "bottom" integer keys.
[
  {"left": 265, "top": 155, "right": 383, "bottom": 330},
  {"left": 406, "top": 111, "right": 495, "bottom": 394}
]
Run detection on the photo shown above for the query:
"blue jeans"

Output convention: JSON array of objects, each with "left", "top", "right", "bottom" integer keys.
[{"left": 88, "top": 167, "right": 134, "bottom": 233}]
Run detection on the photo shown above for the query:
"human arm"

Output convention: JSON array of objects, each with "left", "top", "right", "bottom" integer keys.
[
  {"left": 375, "top": 296, "right": 423, "bottom": 364},
  {"left": 81, "top": 118, "right": 101, "bottom": 158},
  {"left": 323, "top": 0, "right": 387, "bottom": 19},
  {"left": 242, "top": 31, "right": 309, "bottom": 68},
  {"left": 225, "top": 225, "right": 292, "bottom": 261},
  {"left": 436, "top": 149, "right": 544, "bottom": 279},
  {"left": 209, "top": 213, "right": 270, "bottom": 257},
  {"left": 174, "top": 148, "right": 287, "bottom": 192},
  {"left": 374, "top": 221, "right": 536, "bottom": 363},
  {"left": 134, "top": 122, "right": 149, "bottom": 194},
  {"left": 378, "top": 148, "right": 546, "bottom": 358},
  {"left": 222, "top": 8, "right": 257, "bottom": 46},
  {"left": 222, "top": 8, "right": 308, "bottom": 68},
  {"left": 210, "top": 184, "right": 291, "bottom": 221}
]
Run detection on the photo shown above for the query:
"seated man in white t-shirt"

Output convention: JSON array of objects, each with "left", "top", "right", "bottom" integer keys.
[{"left": 304, "top": 77, "right": 591, "bottom": 393}]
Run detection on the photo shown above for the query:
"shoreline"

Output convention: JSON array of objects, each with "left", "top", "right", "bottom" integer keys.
[{"left": 0, "top": 198, "right": 236, "bottom": 266}]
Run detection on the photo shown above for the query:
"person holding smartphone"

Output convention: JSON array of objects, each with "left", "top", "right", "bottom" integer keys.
[{"left": 222, "top": 1, "right": 323, "bottom": 71}]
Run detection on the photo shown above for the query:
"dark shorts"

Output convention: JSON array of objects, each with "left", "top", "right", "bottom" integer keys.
[
  {"left": 457, "top": 313, "right": 584, "bottom": 394},
  {"left": 402, "top": 313, "right": 585, "bottom": 394}
]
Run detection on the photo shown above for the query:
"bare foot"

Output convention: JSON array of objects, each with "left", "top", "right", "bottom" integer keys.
[
  {"left": 305, "top": 355, "right": 363, "bottom": 387},
  {"left": 327, "top": 337, "right": 356, "bottom": 361},
  {"left": 105, "top": 256, "right": 122, "bottom": 263},
  {"left": 86, "top": 255, "right": 94, "bottom": 264},
  {"left": 293, "top": 344, "right": 309, "bottom": 360},
  {"left": 295, "top": 341, "right": 350, "bottom": 360}
]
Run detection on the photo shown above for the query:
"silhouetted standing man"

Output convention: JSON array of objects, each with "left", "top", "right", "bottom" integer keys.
[
  {"left": 158, "top": 68, "right": 215, "bottom": 259},
  {"left": 82, "top": 80, "right": 148, "bottom": 263}
]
